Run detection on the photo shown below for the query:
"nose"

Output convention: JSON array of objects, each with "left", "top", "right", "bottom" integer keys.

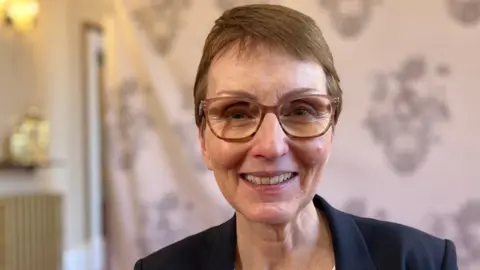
[{"left": 249, "top": 113, "right": 289, "bottom": 160}]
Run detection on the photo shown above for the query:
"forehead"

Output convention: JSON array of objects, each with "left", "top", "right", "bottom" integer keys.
[{"left": 206, "top": 46, "right": 327, "bottom": 102}]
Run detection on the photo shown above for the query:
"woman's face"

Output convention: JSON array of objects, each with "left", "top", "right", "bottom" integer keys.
[{"left": 199, "top": 46, "right": 334, "bottom": 224}]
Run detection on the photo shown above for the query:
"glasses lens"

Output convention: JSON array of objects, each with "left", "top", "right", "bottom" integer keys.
[
  {"left": 279, "top": 96, "right": 333, "bottom": 137},
  {"left": 206, "top": 98, "right": 261, "bottom": 139}
]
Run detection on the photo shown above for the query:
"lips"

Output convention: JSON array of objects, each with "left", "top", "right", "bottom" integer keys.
[{"left": 240, "top": 172, "right": 297, "bottom": 185}]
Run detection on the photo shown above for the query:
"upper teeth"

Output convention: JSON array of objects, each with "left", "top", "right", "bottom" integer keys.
[{"left": 243, "top": 173, "right": 293, "bottom": 185}]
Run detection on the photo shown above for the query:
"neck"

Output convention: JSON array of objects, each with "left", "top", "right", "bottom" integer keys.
[{"left": 235, "top": 202, "right": 333, "bottom": 270}]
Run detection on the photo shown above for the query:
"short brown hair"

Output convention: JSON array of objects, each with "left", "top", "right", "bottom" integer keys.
[{"left": 193, "top": 4, "right": 342, "bottom": 128}]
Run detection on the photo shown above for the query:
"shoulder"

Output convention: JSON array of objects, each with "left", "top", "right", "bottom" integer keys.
[
  {"left": 352, "top": 214, "right": 444, "bottom": 248},
  {"left": 133, "top": 224, "right": 221, "bottom": 270},
  {"left": 351, "top": 214, "right": 457, "bottom": 268}
]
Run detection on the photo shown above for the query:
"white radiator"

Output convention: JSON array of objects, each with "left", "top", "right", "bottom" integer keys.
[{"left": 0, "top": 193, "right": 62, "bottom": 270}]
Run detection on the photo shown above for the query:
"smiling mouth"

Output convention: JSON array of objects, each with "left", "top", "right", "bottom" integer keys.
[{"left": 240, "top": 172, "right": 297, "bottom": 185}]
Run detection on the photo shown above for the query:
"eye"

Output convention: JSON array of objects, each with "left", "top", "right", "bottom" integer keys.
[
  {"left": 284, "top": 103, "right": 317, "bottom": 117},
  {"left": 223, "top": 104, "right": 254, "bottom": 120},
  {"left": 292, "top": 107, "right": 314, "bottom": 116},
  {"left": 228, "top": 112, "right": 247, "bottom": 119},
  {"left": 207, "top": 99, "right": 261, "bottom": 122}
]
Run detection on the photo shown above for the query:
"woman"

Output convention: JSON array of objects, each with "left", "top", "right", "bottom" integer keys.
[{"left": 134, "top": 4, "right": 458, "bottom": 270}]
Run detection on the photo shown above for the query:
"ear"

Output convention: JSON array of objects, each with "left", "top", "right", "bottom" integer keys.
[
  {"left": 325, "top": 152, "right": 331, "bottom": 164},
  {"left": 329, "top": 125, "right": 335, "bottom": 143},
  {"left": 198, "top": 127, "right": 213, "bottom": 170}
]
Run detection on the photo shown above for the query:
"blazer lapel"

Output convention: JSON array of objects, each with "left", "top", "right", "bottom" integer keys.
[
  {"left": 206, "top": 215, "right": 237, "bottom": 270},
  {"left": 205, "top": 195, "right": 377, "bottom": 270},
  {"left": 314, "top": 195, "right": 377, "bottom": 270}
]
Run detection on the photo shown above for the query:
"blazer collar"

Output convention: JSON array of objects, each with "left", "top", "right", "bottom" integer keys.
[
  {"left": 207, "top": 212, "right": 237, "bottom": 270},
  {"left": 315, "top": 195, "right": 377, "bottom": 270},
  {"left": 207, "top": 194, "right": 377, "bottom": 270}
]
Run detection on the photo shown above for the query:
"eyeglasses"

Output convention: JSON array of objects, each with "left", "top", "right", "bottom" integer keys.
[{"left": 199, "top": 94, "right": 339, "bottom": 141}]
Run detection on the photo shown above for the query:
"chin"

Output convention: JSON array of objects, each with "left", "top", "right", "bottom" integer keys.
[{"left": 239, "top": 201, "right": 297, "bottom": 225}]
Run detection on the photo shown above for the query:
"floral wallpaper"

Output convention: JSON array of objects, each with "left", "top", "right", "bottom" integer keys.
[{"left": 103, "top": 1, "right": 480, "bottom": 269}]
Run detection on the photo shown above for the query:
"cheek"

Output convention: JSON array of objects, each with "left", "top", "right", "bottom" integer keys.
[
  {"left": 205, "top": 132, "right": 247, "bottom": 170},
  {"left": 293, "top": 132, "right": 333, "bottom": 167}
]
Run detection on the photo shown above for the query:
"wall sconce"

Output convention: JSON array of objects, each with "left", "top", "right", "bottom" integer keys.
[{"left": 0, "top": 0, "right": 39, "bottom": 32}]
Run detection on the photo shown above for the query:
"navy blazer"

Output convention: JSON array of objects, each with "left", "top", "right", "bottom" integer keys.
[{"left": 134, "top": 195, "right": 458, "bottom": 270}]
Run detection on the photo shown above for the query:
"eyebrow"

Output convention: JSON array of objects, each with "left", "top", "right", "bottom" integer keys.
[{"left": 215, "top": 87, "right": 320, "bottom": 100}]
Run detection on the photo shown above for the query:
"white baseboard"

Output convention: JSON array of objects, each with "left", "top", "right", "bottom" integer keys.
[
  {"left": 63, "top": 237, "right": 105, "bottom": 270},
  {"left": 63, "top": 243, "right": 89, "bottom": 270},
  {"left": 88, "top": 236, "right": 106, "bottom": 270}
]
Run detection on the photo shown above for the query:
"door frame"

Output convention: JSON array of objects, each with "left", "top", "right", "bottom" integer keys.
[{"left": 81, "top": 21, "right": 106, "bottom": 270}]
